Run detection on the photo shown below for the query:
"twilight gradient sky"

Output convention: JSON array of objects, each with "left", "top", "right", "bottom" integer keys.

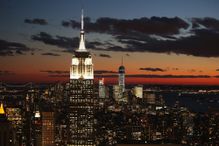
[{"left": 1, "top": 0, "right": 219, "bottom": 85}]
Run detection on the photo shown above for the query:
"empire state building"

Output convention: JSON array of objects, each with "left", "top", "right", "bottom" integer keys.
[{"left": 68, "top": 9, "right": 95, "bottom": 146}]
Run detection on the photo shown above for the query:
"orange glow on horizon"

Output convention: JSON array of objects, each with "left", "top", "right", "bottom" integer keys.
[{"left": 1, "top": 73, "right": 219, "bottom": 85}]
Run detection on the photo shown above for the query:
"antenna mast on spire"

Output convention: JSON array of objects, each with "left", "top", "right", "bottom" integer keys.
[
  {"left": 77, "top": 8, "right": 87, "bottom": 52},
  {"left": 81, "top": 8, "right": 84, "bottom": 31}
]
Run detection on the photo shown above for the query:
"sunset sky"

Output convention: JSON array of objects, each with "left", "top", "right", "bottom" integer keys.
[{"left": 1, "top": 0, "right": 219, "bottom": 85}]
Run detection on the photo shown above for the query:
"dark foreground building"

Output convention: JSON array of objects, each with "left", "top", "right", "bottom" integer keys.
[
  {"left": 0, "top": 103, "right": 17, "bottom": 146},
  {"left": 117, "top": 144, "right": 181, "bottom": 146}
]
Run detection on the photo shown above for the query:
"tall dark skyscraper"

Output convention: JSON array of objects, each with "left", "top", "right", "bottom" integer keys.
[{"left": 68, "top": 9, "right": 95, "bottom": 146}]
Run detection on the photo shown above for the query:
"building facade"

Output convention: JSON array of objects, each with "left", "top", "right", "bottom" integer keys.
[
  {"left": 42, "top": 112, "right": 54, "bottom": 146},
  {"left": 115, "top": 60, "right": 126, "bottom": 102},
  {"left": 118, "top": 62, "right": 125, "bottom": 93},
  {"left": 0, "top": 103, "right": 17, "bottom": 146},
  {"left": 98, "top": 78, "right": 105, "bottom": 99},
  {"left": 133, "top": 85, "right": 143, "bottom": 98},
  {"left": 68, "top": 9, "right": 95, "bottom": 146}
]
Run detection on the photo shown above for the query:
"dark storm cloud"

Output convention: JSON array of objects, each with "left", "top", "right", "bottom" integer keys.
[
  {"left": 0, "top": 39, "right": 33, "bottom": 56},
  {"left": 95, "top": 74, "right": 211, "bottom": 78},
  {"left": 62, "top": 20, "right": 77, "bottom": 28},
  {"left": 94, "top": 70, "right": 117, "bottom": 75},
  {"left": 62, "top": 17, "right": 91, "bottom": 28},
  {"left": 63, "top": 16, "right": 188, "bottom": 35},
  {"left": 31, "top": 32, "right": 79, "bottom": 49},
  {"left": 99, "top": 54, "right": 111, "bottom": 58},
  {"left": 86, "top": 41, "right": 103, "bottom": 49},
  {"left": 24, "top": 18, "right": 48, "bottom": 25},
  {"left": 216, "top": 69, "right": 219, "bottom": 71},
  {"left": 139, "top": 67, "right": 166, "bottom": 72},
  {"left": 31, "top": 32, "right": 102, "bottom": 52},
  {"left": 192, "top": 17, "right": 219, "bottom": 30},
  {"left": 63, "top": 16, "right": 219, "bottom": 57},
  {"left": 215, "top": 75, "right": 219, "bottom": 78},
  {"left": 41, "top": 52, "right": 61, "bottom": 56},
  {"left": 95, "top": 29, "right": 219, "bottom": 57},
  {"left": 62, "top": 21, "right": 70, "bottom": 27},
  {"left": 0, "top": 70, "right": 15, "bottom": 76}
]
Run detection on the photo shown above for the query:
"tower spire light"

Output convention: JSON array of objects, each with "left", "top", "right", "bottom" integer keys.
[
  {"left": 0, "top": 103, "right": 5, "bottom": 115},
  {"left": 81, "top": 8, "right": 84, "bottom": 31},
  {"left": 78, "top": 8, "right": 87, "bottom": 52}
]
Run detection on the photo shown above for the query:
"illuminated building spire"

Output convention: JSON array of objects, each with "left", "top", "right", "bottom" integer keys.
[
  {"left": 70, "top": 8, "right": 93, "bottom": 80},
  {"left": 0, "top": 103, "right": 5, "bottom": 115},
  {"left": 77, "top": 9, "right": 87, "bottom": 52},
  {"left": 81, "top": 8, "right": 84, "bottom": 31}
]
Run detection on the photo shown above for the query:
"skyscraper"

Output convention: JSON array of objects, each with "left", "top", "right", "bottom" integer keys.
[
  {"left": 118, "top": 58, "right": 125, "bottom": 93},
  {"left": 0, "top": 103, "right": 16, "bottom": 146},
  {"left": 33, "top": 106, "right": 42, "bottom": 146},
  {"left": 98, "top": 78, "right": 105, "bottom": 99},
  {"left": 68, "top": 9, "right": 95, "bottom": 146},
  {"left": 133, "top": 85, "right": 143, "bottom": 98},
  {"left": 116, "top": 58, "right": 126, "bottom": 102},
  {"left": 42, "top": 111, "right": 54, "bottom": 146}
]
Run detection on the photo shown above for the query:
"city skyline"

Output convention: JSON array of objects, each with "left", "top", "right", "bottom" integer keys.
[{"left": 1, "top": 0, "right": 219, "bottom": 85}]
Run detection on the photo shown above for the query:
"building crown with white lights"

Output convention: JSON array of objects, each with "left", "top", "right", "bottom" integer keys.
[{"left": 70, "top": 9, "right": 94, "bottom": 80}]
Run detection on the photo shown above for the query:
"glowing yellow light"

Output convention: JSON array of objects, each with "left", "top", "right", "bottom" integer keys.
[{"left": 0, "top": 103, "right": 5, "bottom": 114}]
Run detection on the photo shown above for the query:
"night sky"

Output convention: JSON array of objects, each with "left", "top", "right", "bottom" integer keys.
[{"left": 1, "top": 0, "right": 219, "bottom": 85}]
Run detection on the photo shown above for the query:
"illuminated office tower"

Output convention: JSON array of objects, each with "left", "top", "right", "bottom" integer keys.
[
  {"left": 33, "top": 107, "right": 42, "bottom": 146},
  {"left": 0, "top": 103, "right": 16, "bottom": 146},
  {"left": 113, "top": 84, "right": 128, "bottom": 103},
  {"left": 118, "top": 58, "right": 125, "bottom": 93},
  {"left": 144, "top": 93, "right": 156, "bottom": 104},
  {"left": 99, "top": 78, "right": 105, "bottom": 98},
  {"left": 6, "top": 107, "right": 22, "bottom": 145},
  {"left": 115, "top": 58, "right": 126, "bottom": 102},
  {"left": 133, "top": 85, "right": 143, "bottom": 98},
  {"left": 68, "top": 9, "right": 95, "bottom": 146},
  {"left": 113, "top": 85, "right": 120, "bottom": 102},
  {"left": 42, "top": 111, "right": 54, "bottom": 146},
  {"left": 98, "top": 78, "right": 105, "bottom": 108}
]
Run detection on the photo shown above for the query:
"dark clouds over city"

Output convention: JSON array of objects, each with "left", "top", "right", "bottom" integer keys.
[{"left": 1, "top": 0, "right": 219, "bottom": 84}]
